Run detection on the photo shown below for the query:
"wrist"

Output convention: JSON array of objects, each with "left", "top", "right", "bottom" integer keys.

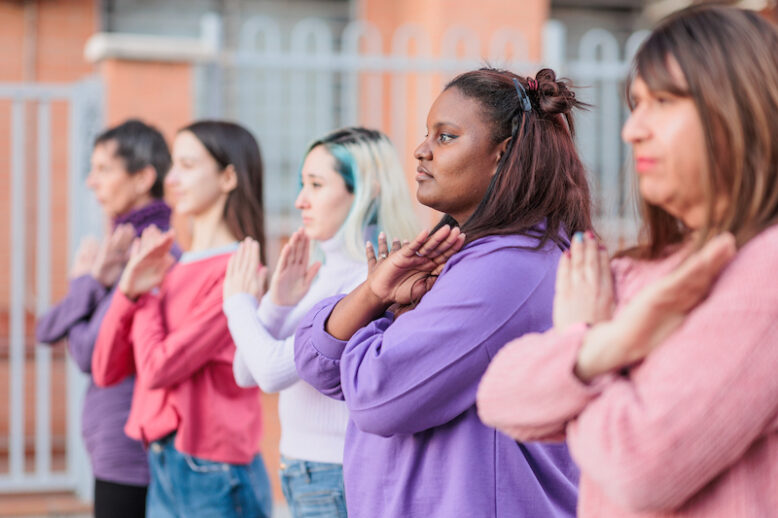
[
  {"left": 574, "top": 322, "right": 621, "bottom": 382},
  {"left": 118, "top": 273, "right": 138, "bottom": 301},
  {"left": 360, "top": 281, "right": 393, "bottom": 312}
]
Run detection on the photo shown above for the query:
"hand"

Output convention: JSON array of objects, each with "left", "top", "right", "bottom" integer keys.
[
  {"left": 118, "top": 225, "right": 175, "bottom": 300},
  {"left": 70, "top": 236, "right": 100, "bottom": 279},
  {"left": 553, "top": 230, "right": 614, "bottom": 331},
  {"left": 575, "top": 232, "right": 737, "bottom": 382},
  {"left": 268, "top": 228, "right": 321, "bottom": 306},
  {"left": 224, "top": 238, "right": 267, "bottom": 301},
  {"left": 367, "top": 225, "right": 465, "bottom": 306},
  {"left": 91, "top": 224, "right": 136, "bottom": 287}
]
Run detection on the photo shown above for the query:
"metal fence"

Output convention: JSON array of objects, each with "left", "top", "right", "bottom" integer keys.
[
  {"left": 1, "top": 13, "right": 649, "bottom": 499},
  {"left": 198, "top": 15, "right": 650, "bottom": 249},
  {"left": 0, "top": 79, "right": 103, "bottom": 498}
]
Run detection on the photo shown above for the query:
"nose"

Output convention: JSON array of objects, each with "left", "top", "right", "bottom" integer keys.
[
  {"left": 85, "top": 169, "right": 98, "bottom": 190},
  {"left": 621, "top": 108, "right": 649, "bottom": 145},
  {"left": 165, "top": 167, "right": 179, "bottom": 187},
  {"left": 413, "top": 137, "right": 432, "bottom": 161},
  {"left": 294, "top": 188, "right": 308, "bottom": 210}
]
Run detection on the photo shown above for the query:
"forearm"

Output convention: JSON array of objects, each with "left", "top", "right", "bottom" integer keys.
[
  {"left": 92, "top": 292, "right": 137, "bottom": 387},
  {"left": 575, "top": 308, "right": 684, "bottom": 382},
  {"left": 36, "top": 275, "right": 108, "bottom": 343},
  {"left": 294, "top": 296, "right": 349, "bottom": 400},
  {"left": 478, "top": 323, "right": 603, "bottom": 441},
  {"left": 325, "top": 281, "right": 391, "bottom": 341},
  {"left": 225, "top": 294, "right": 300, "bottom": 393}
]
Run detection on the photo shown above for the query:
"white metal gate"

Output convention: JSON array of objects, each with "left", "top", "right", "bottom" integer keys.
[
  {"left": 0, "top": 78, "right": 103, "bottom": 498},
  {"left": 197, "top": 15, "right": 649, "bottom": 248}
]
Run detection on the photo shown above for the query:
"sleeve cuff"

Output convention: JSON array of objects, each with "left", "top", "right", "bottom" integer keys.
[
  {"left": 257, "top": 294, "right": 295, "bottom": 327},
  {"left": 309, "top": 295, "right": 349, "bottom": 360},
  {"left": 561, "top": 322, "right": 613, "bottom": 396}
]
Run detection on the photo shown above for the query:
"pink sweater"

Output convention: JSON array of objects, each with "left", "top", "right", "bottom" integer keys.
[
  {"left": 477, "top": 224, "right": 778, "bottom": 517},
  {"left": 93, "top": 249, "right": 262, "bottom": 465}
]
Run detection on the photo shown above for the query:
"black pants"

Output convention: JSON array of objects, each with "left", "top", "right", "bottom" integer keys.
[{"left": 94, "top": 478, "right": 147, "bottom": 518}]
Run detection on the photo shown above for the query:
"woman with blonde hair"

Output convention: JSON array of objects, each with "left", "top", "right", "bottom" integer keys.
[
  {"left": 223, "top": 127, "right": 418, "bottom": 517},
  {"left": 478, "top": 5, "right": 778, "bottom": 517}
]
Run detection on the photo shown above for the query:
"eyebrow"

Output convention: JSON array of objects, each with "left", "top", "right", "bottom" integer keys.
[
  {"left": 301, "top": 172, "right": 325, "bottom": 180},
  {"left": 432, "top": 121, "right": 461, "bottom": 130}
]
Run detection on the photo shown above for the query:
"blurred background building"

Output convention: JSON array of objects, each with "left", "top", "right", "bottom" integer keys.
[{"left": 1, "top": 0, "right": 775, "bottom": 516}]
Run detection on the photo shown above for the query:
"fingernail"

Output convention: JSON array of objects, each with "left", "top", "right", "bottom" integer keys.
[
  {"left": 565, "top": 250, "right": 571, "bottom": 258},
  {"left": 585, "top": 230, "right": 594, "bottom": 239},
  {"left": 573, "top": 232, "right": 584, "bottom": 243}
]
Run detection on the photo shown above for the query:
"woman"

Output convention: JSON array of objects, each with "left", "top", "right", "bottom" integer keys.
[
  {"left": 477, "top": 6, "right": 778, "bottom": 517},
  {"left": 92, "top": 121, "right": 272, "bottom": 518},
  {"left": 294, "top": 67, "right": 591, "bottom": 517},
  {"left": 36, "top": 119, "right": 172, "bottom": 518},
  {"left": 222, "top": 127, "right": 418, "bottom": 517}
]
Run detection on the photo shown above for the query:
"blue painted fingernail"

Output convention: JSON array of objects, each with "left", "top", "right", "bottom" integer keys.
[{"left": 573, "top": 232, "right": 584, "bottom": 242}]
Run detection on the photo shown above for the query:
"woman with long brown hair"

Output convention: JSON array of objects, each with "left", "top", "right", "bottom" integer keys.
[
  {"left": 293, "top": 67, "right": 591, "bottom": 517},
  {"left": 92, "top": 121, "right": 272, "bottom": 518},
  {"left": 478, "top": 6, "right": 778, "bottom": 517}
]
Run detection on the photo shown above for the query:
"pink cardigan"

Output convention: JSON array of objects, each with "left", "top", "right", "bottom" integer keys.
[
  {"left": 93, "top": 250, "right": 263, "bottom": 465},
  {"left": 477, "top": 225, "right": 778, "bottom": 517}
]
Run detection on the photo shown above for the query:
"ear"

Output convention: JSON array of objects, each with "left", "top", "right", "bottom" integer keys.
[
  {"left": 492, "top": 136, "right": 512, "bottom": 176},
  {"left": 133, "top": 165, "right": 158, "bottom": 196},
  {"left": 220, "top": 164, "right": 239, "bottom": 194}
]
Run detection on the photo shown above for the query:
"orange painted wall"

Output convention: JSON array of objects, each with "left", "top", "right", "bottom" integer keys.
[
  {"left": 0, "top": 0, "right": 97, "bottom": 328},
  {"left": 0, "top": 0, "right": 98, "bottom": 489}
]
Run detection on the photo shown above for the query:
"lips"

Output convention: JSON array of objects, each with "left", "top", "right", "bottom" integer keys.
[
  {"left": 416, "top": 165, "right": 433, "bottom": 180},
  {"left": 634, "top": 157, "right": 657, "bottom": 173}
]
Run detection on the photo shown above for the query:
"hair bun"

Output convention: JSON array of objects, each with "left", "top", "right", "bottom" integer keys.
[{"left": 533, "top": 68, "right": 579, "bottom": 116}]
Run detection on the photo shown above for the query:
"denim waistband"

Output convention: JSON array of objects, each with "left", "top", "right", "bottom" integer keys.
[{"left": 279, "top": 455, "right": 342, "bottom": 476}]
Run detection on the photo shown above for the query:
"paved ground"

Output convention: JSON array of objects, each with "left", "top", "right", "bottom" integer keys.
[{"left": 0, "top": 494, "right": 291, "bottom": 518}]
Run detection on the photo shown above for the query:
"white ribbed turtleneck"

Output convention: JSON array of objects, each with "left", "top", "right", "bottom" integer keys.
[{"left": 223, "top": 233, "right": 366, "bottom": 463}]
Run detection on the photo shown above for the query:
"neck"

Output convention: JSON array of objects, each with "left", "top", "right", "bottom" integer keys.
[
  {"left": 189, "top": 198, "right": 237, "bottom": 252},
  {"left": 126, "top": 194, "right": 154, "bottom": 214}
]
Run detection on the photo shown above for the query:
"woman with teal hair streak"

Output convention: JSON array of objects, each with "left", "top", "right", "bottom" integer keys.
[{"left": 222, "top": 127, "right": 419, "bottom": 517}]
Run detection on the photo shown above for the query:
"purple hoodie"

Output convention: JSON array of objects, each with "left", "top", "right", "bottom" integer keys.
[
  {"left": 294, "top": 233, "right": 579, "bottom": 518},
  {"left": 36, "top": 200, "right": 177, "bottom": 486}
]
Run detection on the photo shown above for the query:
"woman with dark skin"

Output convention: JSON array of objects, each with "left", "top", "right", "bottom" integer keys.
[{"left": 295, "top": 67, "right": 591, "bottom": 517}]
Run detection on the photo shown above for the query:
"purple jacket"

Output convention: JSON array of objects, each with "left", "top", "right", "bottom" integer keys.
[
  {"left": 295, "top": 233, "right": 579, "bottom": 518},
  {"left": 36, "top": 200, "right": 176, "bottom": 486}
]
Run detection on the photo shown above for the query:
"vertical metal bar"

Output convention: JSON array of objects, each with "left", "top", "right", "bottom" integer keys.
[
  {"left": 9, "top": 98, "right": 27, "bottom": 479},
  {"left": 66, "top": 89, "right": 83, "bottom": 484},
  {"left": 35, "top": 99, "right": 52, "bottom": 478}
]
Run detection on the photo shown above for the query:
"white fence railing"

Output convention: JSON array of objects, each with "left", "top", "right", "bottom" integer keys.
[
  {"left": 196, "top": 15, "right": 649, "bottom": 249},
  {"left": 0, "top": 79, "right": 103, "bottom": 498},
  {"left": 2, "top": 14, "right": 649, "bottom": 500}
]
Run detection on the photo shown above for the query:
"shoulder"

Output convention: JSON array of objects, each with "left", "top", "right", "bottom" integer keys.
[
  {"left": 712, "top": 225, "right": 778, "bottom": 309},
  {"left": 443, "top": 234, "right": 562, "bottom": 276}
]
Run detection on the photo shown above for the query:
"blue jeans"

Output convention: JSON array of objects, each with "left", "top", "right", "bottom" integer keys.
[
  {"left": 146, "top": 434, "right": 272, "bottom": 518},
  {"left": 280, "top": 456, "right": 347, "bottom": 518}
]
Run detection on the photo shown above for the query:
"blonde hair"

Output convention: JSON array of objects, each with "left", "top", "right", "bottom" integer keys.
[{"left": 305, "top": 127, "right": 419, "bottom": 260}]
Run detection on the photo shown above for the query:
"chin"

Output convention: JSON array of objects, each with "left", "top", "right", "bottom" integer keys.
[
  {"left": 415, "top": 190, "right": 437, "bottom": 210},
  {"left": 301, "top": 226, "right": 322, "bottom": 240}
]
